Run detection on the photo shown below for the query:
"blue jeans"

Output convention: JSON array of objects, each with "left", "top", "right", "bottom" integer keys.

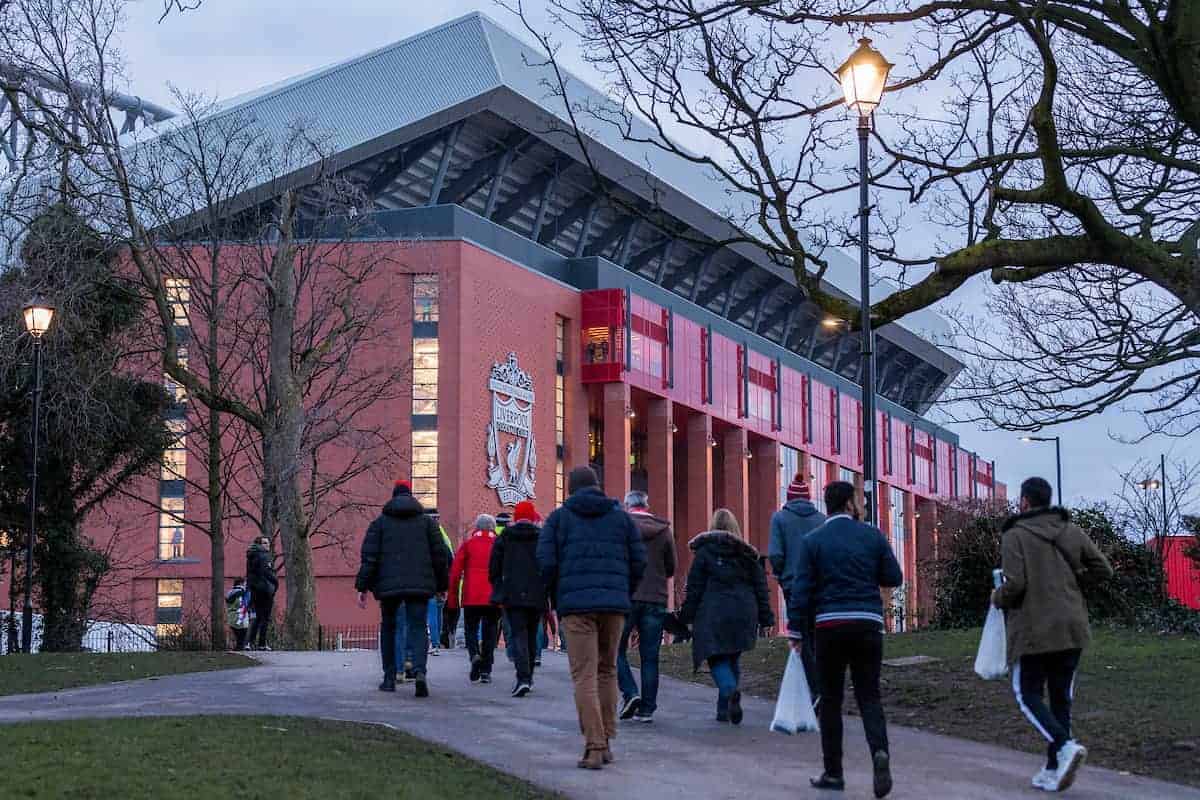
[
  {"left": 617, "top": 602, "right": 667, "bottom": 715},
  {"left": 380, "top": 597, "right": 430, "bottom": 678},
  {"left": 427, "top": 598, "right": 443, "bottom": 650},
  {"left": 708, "top": 654, "right": 742, "bottom": 716}
]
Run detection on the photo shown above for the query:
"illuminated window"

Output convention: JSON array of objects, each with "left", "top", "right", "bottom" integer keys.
[
  {"left": 156, "top": 579, "right": 183, "bottom": 631},
  {"left": 165, "top": 278, "right": 190, "bottom": 326},
  {"left": 412, "top": 338, "right": 439, "bottom": 415},
  {"left": 809, "top": 456, "right": 830, "bottom": 514},
  {"left": 413, "top": 274, "right": 439, "bottom": 323},
  {"left": 161, "top": 419, "right": 187, "bottom": 482},
  {"left": 158, "top": 497, "right": 185, "bottom": 561},
  {"left": 890, "top": 486, "right": 908, "bottom": 631},
  {"left": 556, "top": 317, "right": 566, "bottom": 505},
  {"left": 412, "top": 430, "right": 438, "bottom": 509}
]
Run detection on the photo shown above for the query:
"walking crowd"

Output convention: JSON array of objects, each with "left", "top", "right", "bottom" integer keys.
[{"left": 342, "top": 468, "right": 1110, "bottom": 796}]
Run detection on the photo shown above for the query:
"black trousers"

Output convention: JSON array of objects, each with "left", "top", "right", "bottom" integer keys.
[
  {"left": 442, "top": 605, "right": 460, "bottom": 648},
  {"left": 505, "top": 607, "right": 542, "bottom": 685},
  {"left": 463, "top": 606, "right": 501, "bottom": 673},
  {"left": 231, "top": 627, "right": 248, "bottom": 650},
  {"left": 815, "top": 627, "right": 888, "bottom": 778},
  {"left": 248, "top": 593, "right": 274, "bottom": 648},
  {"left": 1014, "top": 649, "right": 1082, "bottom": 769}
]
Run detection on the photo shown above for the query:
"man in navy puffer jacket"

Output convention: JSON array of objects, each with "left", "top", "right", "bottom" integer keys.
[
  {"left": 538, "top": 465, "right": 646, "bottom": 770},
  {"left": 788, "top": 480, "right": 902, "bottom": 799}
]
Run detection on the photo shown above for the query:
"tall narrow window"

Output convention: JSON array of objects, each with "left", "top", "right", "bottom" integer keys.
[
  {"left": 809, "top": 456, "right": 830, "bottom": 514},
  {"left": 556, "top": 316, "right": 566, "bottom": 506},
  {"left": 779, "top": 445, "right": 801, "bottom": 507},
  {"left": 159, "top": 278, "right": 190, "bottom": 560},
  {"left": 156, "top": 578, "right": 183, "bottom": 640},
  {"left": 889, "top": 486, "right": 908, "bottom": 632},
  {"left": 412, "top": 274, "right": 439, "bottom": 509}
]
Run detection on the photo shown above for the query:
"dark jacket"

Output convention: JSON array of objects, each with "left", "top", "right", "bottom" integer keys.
[
  {"left": 488, "top": 521, "right": 548, "bottom": 610},
  {"left": 354, "top": 491, "right": 450, "bottom": 599},
  {"left": 678, "top": 531, "right": 775, "bottom": 669},
  {"left": 629, "top": 511, "right": 676, "bottom": 605},
  {"left": 992, "top": 507, "right": 1114, "bottom": 663},
  {"left": 767, "top": 500, "right": 827, "bottom": 596},
  {"left": 245, "top": 543, "right": 278, "bottom": 597},
  {"left": 786, "top": 515, "right": 903, "bottom": 634},
  {"left": 536, "top": 487, "right": 647, "bottom": 617}
]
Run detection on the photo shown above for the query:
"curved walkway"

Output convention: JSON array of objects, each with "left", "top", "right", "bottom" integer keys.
[{"left": 0, "top": 649, "right": 1193, "bottom": 799}]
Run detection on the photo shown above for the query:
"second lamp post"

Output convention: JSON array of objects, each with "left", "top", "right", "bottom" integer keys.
[
  {"left": 836, "top": 38, "right": 893, "bottom": 524},
  {"left": 20, "top": 298, "right": 55, "bottom": 653}
]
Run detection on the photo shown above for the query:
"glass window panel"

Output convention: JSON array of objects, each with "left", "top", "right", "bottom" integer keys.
[
  {"left": 413, "top": 384, "right": 438, "bottom": 401},
  {"left": 413, "top": 368, "right": 439, "bottom": 385},
  {"left": 412, "top": 462, "right": 438, "bottom": 478},
  {"left": 412, "top": 399, "right": 438, "bottom": 415},
  {"left": 413, "top": 430, "right": 438, "bottom": 447},
  {"left": 412, "top": 447, "right": 438, "bottom": 463},
  {"left": 158, "top": 579, "right": 183, "bottom": 594},
  {"left": 412, "top": 478, "right": 438, "bottom": 495},
  {"left": 413, "top": 338, "right": 439, "bottom": 355},
  {"left": 156, "top": 623, "right": 182, "bottom": 639},
  {"left": 413, "top": 353, "right": 439, "bottom": 370}
]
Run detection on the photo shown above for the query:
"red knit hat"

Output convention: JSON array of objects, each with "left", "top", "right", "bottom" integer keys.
[
  {"left": 393, "top": 479, "right": 411, "bottom": 496},
  {"left": 786, "top": 473, "right": 811, "bottom": 502},
  {"left": 513, "top": 500, "right": 540, "bottom": 523}
]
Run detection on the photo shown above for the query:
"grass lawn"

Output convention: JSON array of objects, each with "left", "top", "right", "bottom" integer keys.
[
  {"left": 658, "top": 627, "right": 1200, "bottom": 786},
  {"left": 0, "top": 651, "right": 254, "bottom": 697},
  {"left": 0, "top": 715, "right": 558, "bottom": 799}
]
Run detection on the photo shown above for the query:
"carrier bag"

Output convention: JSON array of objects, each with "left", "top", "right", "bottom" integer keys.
[
  {"left": 771, "top": 650, "right": 819, "bottom": 734},
  {"left": 974, "top": 569, "right": 1008, "bottom": 680}
]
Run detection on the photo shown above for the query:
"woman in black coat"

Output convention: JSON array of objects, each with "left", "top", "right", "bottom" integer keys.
[{"left": 678, "top": 509, "right": 775, "bottom": 725}]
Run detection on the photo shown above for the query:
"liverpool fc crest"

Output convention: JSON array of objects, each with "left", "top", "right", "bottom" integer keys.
[{"left": 485, "top": 353, "right": 536, "bottom": 506}]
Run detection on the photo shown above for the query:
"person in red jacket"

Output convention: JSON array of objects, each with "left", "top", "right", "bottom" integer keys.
[{"left": 448, "top": 514, "right": 500, "bottom": 683}]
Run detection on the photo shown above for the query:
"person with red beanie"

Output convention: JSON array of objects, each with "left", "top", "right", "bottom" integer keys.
[
  {"left": 448, "top": 514, "right": 500, "bottom": 683},
  {"left": 489, "top": 500, "right": 548, "bottom": 697}
]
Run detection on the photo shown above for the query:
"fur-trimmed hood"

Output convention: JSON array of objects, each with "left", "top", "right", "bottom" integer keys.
[
  {"left": 1002, "top": 506, "right": 1070, "bottom": 534},
  {"left": 688, "top": 530, "right": 759, "bottom": 558}
]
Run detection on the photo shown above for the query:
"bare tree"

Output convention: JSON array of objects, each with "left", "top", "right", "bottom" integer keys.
[
  {"left": 505, "top": 1, "right": 1199, "bottom": 434},
  {"left": 1, "top": 0, "right": 407, "bottom": 647}
]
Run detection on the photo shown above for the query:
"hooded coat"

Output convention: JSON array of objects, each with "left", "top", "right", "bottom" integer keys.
[
  {"left": 488, "top": 521, "right": 548, "bottom": 609},
  {"left": 354, "top": 490, "right": 450, "bottom": 599},
  {"left": 536, "top": 487, "right": 647, "bottom": 617},
  {"left": 629, "top": 510, "right": 676, "bottom": 605},
  {"left": 448, "top": 529, "right": 498, "bottom": 608},
  {"left": 767, "top": 499, "right": 827, "bottom": 596},
  {"left": 678, "top": 531, "right": 775, "bottom": 669},
  {"left": 992, "top": 507, "right": 1114, "bottom": 663},
  {"left": 245, "top": 542, "right": 278, "bottom": 597}
]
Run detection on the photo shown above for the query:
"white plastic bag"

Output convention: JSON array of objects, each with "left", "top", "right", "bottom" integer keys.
[
  {"left": 974, "top": 605, "right": 1008, "bottom": 680},
  {"left": 771, "top": 650, "right": 819, "bottom": 734}
]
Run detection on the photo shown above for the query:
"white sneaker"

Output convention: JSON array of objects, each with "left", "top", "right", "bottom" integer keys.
[
  {"left": 1054, "top": 741, "right": 1088, "bottom": 792},
  {"left": 1032, "top": 768, "right": 1056, "bottom": 791}
]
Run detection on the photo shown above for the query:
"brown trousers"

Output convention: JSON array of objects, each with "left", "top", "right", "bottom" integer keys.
[{"left": 562, "top": 612, "right": 625, "bottom": 752}]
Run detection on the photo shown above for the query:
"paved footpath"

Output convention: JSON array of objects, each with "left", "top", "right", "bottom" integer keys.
[{"left": 0, "top": 649, "right": 1193, "bottom": 800}]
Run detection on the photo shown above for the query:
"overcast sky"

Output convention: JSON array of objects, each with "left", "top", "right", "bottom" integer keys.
[{"left": 114, "top": 0, "right": 1197, "bottom": 509}]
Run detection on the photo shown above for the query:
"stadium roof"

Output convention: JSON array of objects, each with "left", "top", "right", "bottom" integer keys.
[{"left": 146, "top": 11, "right": 961, "bottom": 413}]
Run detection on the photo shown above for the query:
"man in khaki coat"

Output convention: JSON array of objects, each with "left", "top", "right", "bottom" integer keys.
[{"left": 992, "top": 477, "right": 1113, "bottom": 794}]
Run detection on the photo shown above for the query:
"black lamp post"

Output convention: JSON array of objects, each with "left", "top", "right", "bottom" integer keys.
[
  {"left": 836, "top": 38, "right": 892, "bottom": 524},
  {"left": 20, "top": 297, "right": 54, "bottom": 653},
  {"left": 1138, "top": 454, "right": 1169, "bottom": 539},
  {"left": 1020, "top": 435, "right": 1062, "bottom": 505}
]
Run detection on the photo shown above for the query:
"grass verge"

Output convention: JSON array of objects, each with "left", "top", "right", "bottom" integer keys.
[
  {"left": 0, "top": 651, "right": 254, "bottom": 697},
  {"left": 0, "top": 715, "right": 559, "bottom": 799},
  {"left": 658, "top": 627, "right": 1200, "bottom": 786}
]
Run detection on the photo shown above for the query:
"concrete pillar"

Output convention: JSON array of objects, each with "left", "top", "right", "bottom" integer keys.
[
  {"left": 721, "top": 426, "right": 750, "bottom": 539},
  {"left": 914, "top": 497, "right": 940, "bottom": 629},
  {"left": 602, "top": 382, "right": 631, "bottom": 500},
  {"left": 645, "top": 397, "right": 674, "bottom": 521},
  {"left": 750, "top": 437, "right": 782, "bottom": 631},
  {"left": 681, "top": 411, "right": 714, "bottom": 582}
]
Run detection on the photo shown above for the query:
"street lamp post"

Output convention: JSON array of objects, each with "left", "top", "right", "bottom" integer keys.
[
  {"left": 20, "top": 298, "right": 54, "bottom": 654},
  {"left": 1020, "top": 435, "right": 1062, "bottom": 505},
  {"left": 836, "top": 38, "right": 892, "bottom": 525}
]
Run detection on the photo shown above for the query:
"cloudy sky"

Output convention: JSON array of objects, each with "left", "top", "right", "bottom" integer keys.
[{"left": 114, "top": 0, "right": 1196, "bottom": 509}]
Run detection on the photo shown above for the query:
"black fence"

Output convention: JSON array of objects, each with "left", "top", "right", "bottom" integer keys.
[{"left": 317, "top": 624, "right": 381, "bottom": 651}]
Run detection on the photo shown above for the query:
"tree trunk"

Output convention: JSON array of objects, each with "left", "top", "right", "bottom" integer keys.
[
  {"left": 207, "top": 408, "right": 225, "bottom": 651},
  {"left": 264, "top": 194, "right": 317, "bottom": 648}
]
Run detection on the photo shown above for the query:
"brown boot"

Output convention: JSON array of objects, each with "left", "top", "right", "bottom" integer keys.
[{"left": 577, "top": 749, "right": 604, "bottom": 770}]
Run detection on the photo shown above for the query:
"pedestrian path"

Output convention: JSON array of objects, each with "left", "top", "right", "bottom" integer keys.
[{"left": 0, "top": 649, "right": 1192, "bottom": 799}]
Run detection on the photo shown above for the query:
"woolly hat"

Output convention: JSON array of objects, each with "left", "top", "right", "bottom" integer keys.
[
  {"left": 513, "top": 501, "right": 540, "bottom": 523},
  {"left": 392, "top": 480, "right": 412, "bottom": 497},
  {"left": 785, "top": 473, "right": 811, "bottom": 502},
  {"left": 568, "top": 465, "right": 600, "bottom": 495}
]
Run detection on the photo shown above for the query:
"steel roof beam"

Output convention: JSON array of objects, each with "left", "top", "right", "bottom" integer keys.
[
  {"left": 426, "top": 123, "right": 464, "bottom": 205},
  {"left": 365, "top": 130, "right": 446, "bottom": 201},
  {"left": 584, "top": 214, "right": 635, "bottom": 259},
  {"left": 654, "top": 238, "right": 677, "bottom": 283},
  {"left": 489, "top": 158, "right": 568, "bottom": 223},
  {"left": 437, "top": 131, "right": 533, "bottom": 205},
  {"left": 539, "top": 188, "right": 597, "bottom": 246}
]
